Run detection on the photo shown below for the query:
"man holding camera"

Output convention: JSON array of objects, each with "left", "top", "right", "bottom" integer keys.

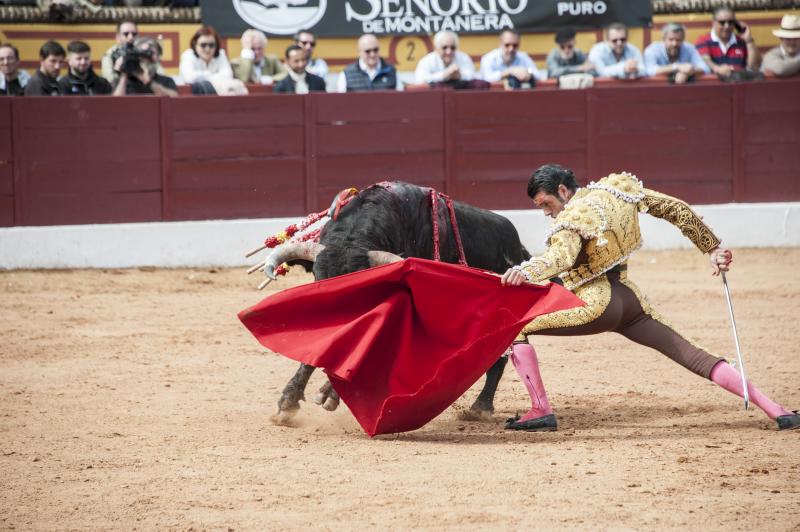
[
  {"left": 112, "top": 36, "right": 178, "bottom": 97},
  {"left": 695, "top": 6, "right": 760, "bottom": 78},
  {"left": 59, "top": 41, "right": 112, "bottom": 95}
]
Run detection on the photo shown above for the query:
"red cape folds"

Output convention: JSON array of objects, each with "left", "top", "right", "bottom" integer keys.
[{"left": 239, "top": 258, "right": 583, "bottom": 436}]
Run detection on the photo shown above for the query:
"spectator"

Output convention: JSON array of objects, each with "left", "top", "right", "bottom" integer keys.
[
  {"left": 25, "top": 40, "right": 65, "bottom": 96},
  {"left": 294, "top": 29, "right": 327, "bottom": 79},
  {"left": 113, "top": 36, "right": 178, "bottom": 97},
  {"left": 644, "top": 23, "right": 710, "bottom": 83},
  {"left": 416, "top": 30, "right": 485, "bottom": 89},
  {"left": 0, "top": 44, "right": 30, "bottom": 96},
  {"left": 479, "top": 29, "right": 543, "bottom": 89},
  {"left": 546, "top": 28, "right": 595, "bottom": 79},
  {"left": 761, "top": 14, "right": 800, "bottom": 77},
  {"left": 588, "top": 22, "right": 645, "bottom": 79},
  {"left": 101, "top": 20, "right": 141, "bottom": 85},
  {"left": 273, "top": 44, "right": 326, "bottom": 94},
  {"left": 58, "top": 41, "right": 112, "bottom": 95},
  {"left": 231, "top": 29, "right": 286, "bottom": 85},
  {"left": 695, "top": 5, "right": 760, "bottom": 78},
  {"left": 180, "top": 26, "right": 233, "bottom": 84},
  {"left": 337, "top": 33, "right": 399, "bottom": 92}
]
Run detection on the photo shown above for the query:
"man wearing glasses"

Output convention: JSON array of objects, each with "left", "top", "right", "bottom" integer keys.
[
  {"left": 479, "top": 29, "right": 544, "bottom": 89},
  {"left": 337, "top": 33, "right": 399, "bottom": 92},
  {"left": 415, "top": 30, "right": 483, "bottom": 89},
  {"left": 588, "top": 22, "right": 645, "bottom": 79},
  {"left": 294, "top": 29, "right": 328, "bottom": 80},
  {"left": 695, "top": 6, "right": 760, "bottom": 78},
  {"left": 546, "top": 27, "right": 595, "bottom": 79}
]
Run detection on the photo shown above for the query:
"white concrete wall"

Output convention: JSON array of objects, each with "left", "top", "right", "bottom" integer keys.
[{"left": 1, "top": 202, "right": 798, "bottom": 270}]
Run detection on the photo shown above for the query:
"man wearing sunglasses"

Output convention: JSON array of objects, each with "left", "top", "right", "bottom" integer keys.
[
  {"left": 695, "top": 6, "right": 760, "bottom": 78},
  {"left": 479, "top": 29, "right": 544, "bottom": 89},
  {"left": 337, "top": 33, "right": 399, "bottom": 92},
  {"left": 294, "top": 29, "right": 328, "bottom": 81},
  {"left": 588, "top": 22, "right": 645, "bottom": 79},
  {"left": 101, "top": 20, "right": 138, "bottom": 85},
  {"left": 546, "top": 27, "right": 595, "bottom": 79}
]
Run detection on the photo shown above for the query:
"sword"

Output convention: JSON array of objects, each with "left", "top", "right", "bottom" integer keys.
[{"left": 721, "top": 272, "right": 749, "bottom": 410}]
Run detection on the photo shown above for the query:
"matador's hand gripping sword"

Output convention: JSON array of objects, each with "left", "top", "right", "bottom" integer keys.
[{"left": 721, "top": 272, "right": 749, "bottom": 410}]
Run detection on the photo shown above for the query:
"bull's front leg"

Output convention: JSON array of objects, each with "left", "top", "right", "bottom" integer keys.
[
  {"left": 313, "top": 380, "right": 341, "bottom": 411},
  {"left": 461, "top": 355, "right": 509, "bottom": 420},
  {"left": 274, "top": 363, "right": 316, "bottom": 424}
]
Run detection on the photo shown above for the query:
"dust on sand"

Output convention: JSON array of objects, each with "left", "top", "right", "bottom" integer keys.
[{"left": 1, "top": 249, "right": 798, "bottom": 530}]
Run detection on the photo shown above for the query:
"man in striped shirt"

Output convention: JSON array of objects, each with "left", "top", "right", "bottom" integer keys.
[{"left": 695, "top": 5, "right": 760, "bottom": 78}]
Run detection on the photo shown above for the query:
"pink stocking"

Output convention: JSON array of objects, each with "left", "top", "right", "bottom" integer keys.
[
  {"left": 710, "top": 361, "right": 791, "bottom": 419},
  {"left": 510, "top": 342, "right": 553, "bottom": 422}
]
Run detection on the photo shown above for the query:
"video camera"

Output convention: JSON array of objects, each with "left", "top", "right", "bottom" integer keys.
[{"left": 120, "top": 43, "right": 155, "bottom": 77}]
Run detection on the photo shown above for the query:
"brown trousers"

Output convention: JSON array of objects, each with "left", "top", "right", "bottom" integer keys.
[{"left": 526, "top": 270, "right": 724, "bottom": 379}]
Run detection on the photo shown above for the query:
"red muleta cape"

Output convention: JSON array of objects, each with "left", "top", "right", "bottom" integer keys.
[{"left": 238, "top": 258, "right": 583, "bottom": 436}]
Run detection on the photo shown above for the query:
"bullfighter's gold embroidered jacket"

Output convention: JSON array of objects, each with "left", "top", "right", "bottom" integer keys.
[{"left": 514, "top": 172, "right": 721, "bottom": 291}]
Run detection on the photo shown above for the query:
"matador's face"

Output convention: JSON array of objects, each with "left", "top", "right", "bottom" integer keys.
[{"left": 532, "top": 185, "right": 574, "bottom": 218}]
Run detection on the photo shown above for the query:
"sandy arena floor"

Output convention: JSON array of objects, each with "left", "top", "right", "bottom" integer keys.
[{"left": 1, "top": 248, "right": 798, "bottom": 530}]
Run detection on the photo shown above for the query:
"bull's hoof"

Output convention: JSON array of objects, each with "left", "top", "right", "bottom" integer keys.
[
  {"left": 314, "top": 382, "right": 339, "bottom": 411},
  {"left": 322, "top": 396, "right": 340, "bottom": 411}
]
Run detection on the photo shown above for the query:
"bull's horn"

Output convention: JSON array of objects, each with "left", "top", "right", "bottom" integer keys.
[
  {"left": 367, "top": 251, "right": 403, "bottom": 267},
  {"left": 264, "top": 242, "right": 325, "bottom": 279}
]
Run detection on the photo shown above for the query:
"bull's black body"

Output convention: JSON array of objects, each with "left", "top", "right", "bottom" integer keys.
[{"left": 278, "top": 182, "right": 531, "bottom": 419}]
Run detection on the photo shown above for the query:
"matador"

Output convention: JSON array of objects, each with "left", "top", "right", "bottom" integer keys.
[{"left": 501, "top": 164, "right": 799, "bottom": 432}]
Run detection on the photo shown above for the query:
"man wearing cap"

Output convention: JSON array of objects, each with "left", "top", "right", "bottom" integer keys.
[{"left": 762, "top": 14, "right": 800, "bottom": 77}]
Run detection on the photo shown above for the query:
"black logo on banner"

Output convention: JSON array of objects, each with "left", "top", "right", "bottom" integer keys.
[{"left": 232, "top": 0, "right": 327, "bottom": 35}]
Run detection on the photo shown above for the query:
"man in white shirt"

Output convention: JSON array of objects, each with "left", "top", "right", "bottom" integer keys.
[
  {"left": 479, "top": 29, "right": 544, "bottom": 88},
  {"left": 415, "top": 30, "right": 486, "bottom": 89}
]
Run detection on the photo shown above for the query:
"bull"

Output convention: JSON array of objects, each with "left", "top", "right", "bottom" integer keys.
[{"left": 257, "top": 182, "right": 531, "bottom": 423}]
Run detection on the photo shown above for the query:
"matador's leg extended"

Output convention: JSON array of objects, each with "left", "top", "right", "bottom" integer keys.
[{"left": 616, "top": 276, "right": 799, "bottom": 429}]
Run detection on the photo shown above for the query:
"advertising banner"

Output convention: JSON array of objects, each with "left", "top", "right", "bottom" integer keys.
[{"left": 202, "top": 1, "right": 652, "bottom": 38}]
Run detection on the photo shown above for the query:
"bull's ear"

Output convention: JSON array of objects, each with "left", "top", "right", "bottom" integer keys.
[{"left": 367, "top": 251, "right": 403, "bottom": 267}]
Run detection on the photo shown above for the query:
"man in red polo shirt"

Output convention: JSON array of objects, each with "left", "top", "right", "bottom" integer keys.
[{"left": 695, "top": 5, "right": 760, "bottom": 78}]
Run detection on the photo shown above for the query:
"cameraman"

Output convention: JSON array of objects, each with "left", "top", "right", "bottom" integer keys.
[{"left": 113, "top": 36, "right": 178, "bottom": 97}]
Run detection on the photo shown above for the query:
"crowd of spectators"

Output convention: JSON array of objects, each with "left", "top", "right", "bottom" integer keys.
[{"left": 1, "top": 8, "right": 798, "bottom": 97}]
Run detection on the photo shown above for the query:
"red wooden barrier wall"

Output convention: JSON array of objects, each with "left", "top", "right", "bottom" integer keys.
[
  {"left": 1, "top": 77, "right": 798, "bottom": 227},
  {"left": 0, "top": 99, "right": 13, "bottom": 227}
]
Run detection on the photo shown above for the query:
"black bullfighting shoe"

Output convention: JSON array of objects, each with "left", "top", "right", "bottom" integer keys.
[
  {"left": 504, "top": 413, "right": 558, "bottom": 432},
  {"left": 776, "top": 410, "right": 800, "bottom": 431}
]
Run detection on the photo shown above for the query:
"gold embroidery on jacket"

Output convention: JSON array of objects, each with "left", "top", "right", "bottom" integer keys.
[
  {"left": 641, "top": 190, "right": 721, "bottom": 253},
  {"left": 516, "top": 275, "right": 611, "bottom": 339}
]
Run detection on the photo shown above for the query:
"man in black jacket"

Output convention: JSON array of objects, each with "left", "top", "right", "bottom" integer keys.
[
  {"left": 24, "top": 40, "right": 65, "bottom": 96},
  {"left": 273, "top": 45, "right": 326, "bottom": 94},
  {"left": 59, "top": 41, "right": 112, "bottom": 95}
]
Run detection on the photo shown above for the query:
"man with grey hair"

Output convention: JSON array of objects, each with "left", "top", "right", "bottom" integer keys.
[
  {"left": 644, "top": 22, "right": 710, "bottom": 83},
  {"left": 415, "top": 30, "right": 484, "bottom": 89},
  {"left": 588, "top": 22, "right": 645, "bottom": 78},
  {"left": 232, "top": 28, "right": 286, "bottom": 85}
]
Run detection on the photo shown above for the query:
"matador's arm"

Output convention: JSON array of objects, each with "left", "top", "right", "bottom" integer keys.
[
  {"left": 641, "top": 189, "right": 721, "bottom": 253},
  {"left": 513, "top": 230, "right": 582, "bottom": 283}
]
